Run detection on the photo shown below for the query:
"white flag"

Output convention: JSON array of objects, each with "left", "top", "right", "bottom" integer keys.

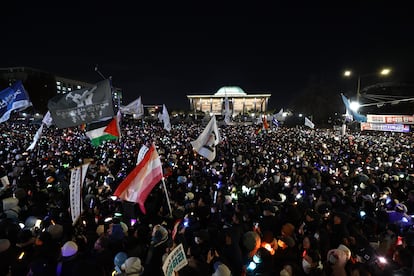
[
  {"left": 26, "top": 124, "right": 44, "bottom": 151},
  {"left": 190, "top": 115, "right": 220, "bottom": 161},
  {"left": 273, "top": 108, "right": 284, "bottom": 121},
  {"left": 160, "top": 104, "right": 171, "bottom": 132},
  {"left": 304, "top": 117, "right": 315, "bottom": 129},
  {"left": 42, "top": 111, "right": 53, "bottom": 127},
  {"left": 27, "top": 111, "right": 54, "bottom": 151},
  {"left": 120, "top": 96, "right": 144, "bottom": 118}
]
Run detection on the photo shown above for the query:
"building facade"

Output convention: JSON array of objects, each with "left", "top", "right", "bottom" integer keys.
[
  {"left": 187, "top": 86, "right": 271, "bottom": 116},
  {"left": 0, "top": 67, "right": 122, "bottom": 113}
]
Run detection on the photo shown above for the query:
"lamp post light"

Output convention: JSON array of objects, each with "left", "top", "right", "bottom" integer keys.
[
  {"left": 343, "top": 68, "right": 391, "bottom": 102},
  {"left": 380, "top": 68, "right": 391, "bottom": 75},
  {"left": 341, "top": 68, "right": 391, "bottom": 135}
]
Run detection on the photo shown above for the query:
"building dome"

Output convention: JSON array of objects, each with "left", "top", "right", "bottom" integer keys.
[{"left": 214, "top": 86, "right": 247, "bottom": 96}]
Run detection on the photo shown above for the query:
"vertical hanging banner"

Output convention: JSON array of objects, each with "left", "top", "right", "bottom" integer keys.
[{"left": 69, "top": 163, "right": 90, "bottom": 225}]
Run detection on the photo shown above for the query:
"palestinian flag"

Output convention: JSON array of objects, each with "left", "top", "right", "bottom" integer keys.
[{"left": 86, "top": 117, "right": 120, "bottom": 147}]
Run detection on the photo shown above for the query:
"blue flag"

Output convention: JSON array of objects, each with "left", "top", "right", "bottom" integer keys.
[
  {"left": 272, "top": 117, "right": 279, "bottom": 127},
  {"left": 0, "top": 81, "right": 32, "bottom": 123}
]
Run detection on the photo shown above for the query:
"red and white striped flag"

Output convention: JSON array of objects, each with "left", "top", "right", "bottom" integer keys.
[{"left": 114, "top": 143, "right": 163, "bottom": 214}]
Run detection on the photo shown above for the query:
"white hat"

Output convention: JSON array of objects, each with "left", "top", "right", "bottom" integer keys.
[
  {"left": 212, "top": 262, "right": 231, "bottom": 276},
  {"left": 337, "top": 244, "right": 351, "bottom": 260},
  {"left": 185, "top": 192, "right": 194, "bottom": 201},
  {"left": 121, "top": 257, "right": 144, "bottom": 275},
  {"left": 224, "top": 195, "right": 232, "bottom": 205}
]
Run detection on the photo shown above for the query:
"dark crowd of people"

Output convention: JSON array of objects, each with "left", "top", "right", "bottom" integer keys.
[{"left": 1, "top": 116, "right": 414, "bottom": 276}]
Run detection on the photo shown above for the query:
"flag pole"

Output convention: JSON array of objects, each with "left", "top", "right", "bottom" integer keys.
[
  {"left": 36, "top": 124, "right": 44, "bottom": 157},
  {"left": 161, "top": 177, "right": 172, "bottom": 217}
]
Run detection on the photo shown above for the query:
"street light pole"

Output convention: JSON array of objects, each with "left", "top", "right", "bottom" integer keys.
[
  {"left": 344, "top": 68, "right": 391, "bottom": 103},
  {"left": 356, "top": 74, "right": 361, "bottom": 102}
]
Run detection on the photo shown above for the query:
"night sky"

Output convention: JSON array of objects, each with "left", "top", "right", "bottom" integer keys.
[{"left": 2, "top": 3, "right": 414, "bottom": 110}]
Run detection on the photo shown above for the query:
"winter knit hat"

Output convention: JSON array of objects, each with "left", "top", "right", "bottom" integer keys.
[
  {"left": 121, "top": 257, "right": 144, "bottom": 275},
  {"left": 185, "top": 192, "right": 195, "bottom": 201},
  {"left": 2, "top": 197, "right": 20, "bottom": 219},
  {"left": 152, "top": 224, "right": 168, "bottom": 245},
  {"left": 61, "top": 241, "right": 78, "bottom": 257},
  {"left": 114, "top": 251, "right": 128, "bottom": 273},
  {"left": 212, "top": 261, "right": 231, "bottom": 276},
  {"left": 24, "top": 216, "right": 38, "bottom": 229}
]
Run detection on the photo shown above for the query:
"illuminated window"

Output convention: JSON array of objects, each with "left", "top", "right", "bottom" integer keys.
[
  {"left": 77, "top": 85, "right": 81, "bottom": 89},
  {"left": 57, "top": 85, "right": 61, "bottom": 90},
  {"left": 56, "top": 81, "right": 61, "bottom": 85},
  {"left": 68, "top": 87, "right": 72, "bottom": 91}
]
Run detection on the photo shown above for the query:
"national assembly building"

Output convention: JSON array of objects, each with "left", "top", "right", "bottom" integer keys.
[{"left": 187, "top": 86, "right": 271, "bottom": 116}]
